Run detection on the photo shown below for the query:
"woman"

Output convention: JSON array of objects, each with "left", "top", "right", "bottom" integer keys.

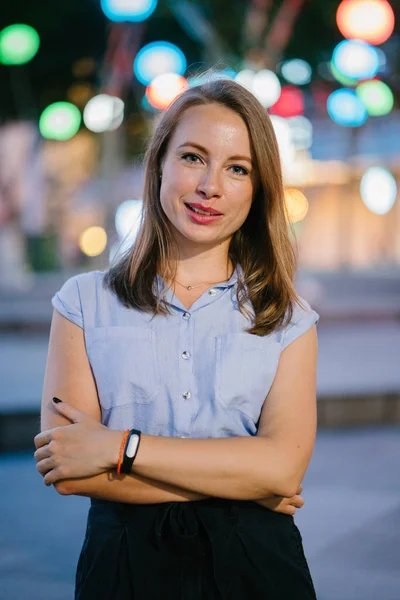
[{"left": 34, "top": 78, "right": 319, "bottom": 599}]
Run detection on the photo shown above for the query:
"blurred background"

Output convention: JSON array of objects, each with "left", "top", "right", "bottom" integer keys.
[{"left": 0, "top": 1, "right": 399, "bottom": 599}]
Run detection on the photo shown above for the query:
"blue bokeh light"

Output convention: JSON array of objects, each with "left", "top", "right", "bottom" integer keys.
[
  {"left": 134, "top": 41, "right": 186, "bottom": 85},
  {"left": 332, "top": 40, "right": 379, "bottom": 81},
  {"left": 101, "top": 0, "right": 158, "bottom": 23},
  {"left": 327, "top": 89, "right": 368, "bottom": 127}
]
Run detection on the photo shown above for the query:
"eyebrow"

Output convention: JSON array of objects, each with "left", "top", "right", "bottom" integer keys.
[{"left": 177, "top": 142, "right": 253, "bottom": 165}]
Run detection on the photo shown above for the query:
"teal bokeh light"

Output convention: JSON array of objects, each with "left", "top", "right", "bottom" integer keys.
[
  {"left": 327, "top": 89, "right": 368, "bottom": 127},
  {"left": 134, "top": 41, "right": 186, "bottom": 85},
  {"left": 101, "top": 0, "right": 158, "bottom": 22},
  {"left": 332, "top": 40, "right": 379, "bottom": 81}
]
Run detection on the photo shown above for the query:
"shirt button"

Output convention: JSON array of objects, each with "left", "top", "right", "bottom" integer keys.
[
  {"left": 181, "top": 351, "right": 190, "bottom": 360},
  {"left": 182, "top": 391, "right": 191, "bottom": 399},
  {"left": 208, "top": 288, "right": 217, "bottom": 296},
  {"left": 182, "top": 312, "right": 190, "bottom": 319}
]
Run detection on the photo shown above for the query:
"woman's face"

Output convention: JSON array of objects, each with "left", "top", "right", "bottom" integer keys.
[{"left": 159, "top": 103, "right": 258, "bottom": 251}]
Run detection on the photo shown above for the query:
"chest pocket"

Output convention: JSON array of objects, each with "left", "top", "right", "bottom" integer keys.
[
  {"left": 86, "top": 326, "right": 161, "bottom": 408},
  {"left": 215, "top": 333, "right": 281, "bottom": 421}
]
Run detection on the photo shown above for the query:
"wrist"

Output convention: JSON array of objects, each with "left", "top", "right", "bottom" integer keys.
[{"left": 108, "top": 430, "right": 126, "bottom": 470}]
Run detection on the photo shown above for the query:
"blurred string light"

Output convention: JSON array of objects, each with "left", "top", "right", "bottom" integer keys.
[
  {"left": 332, "top": 39, "right": 379, "bottom": 80},
  {"left": 134, "top": 42, "right": 186, "bottom": 85},
  {"left": 269, "top": 86, "right": 304, "bottom": 118},
  {"left": 287, "top": 116, "right": 313, "bottom": 150},
  {"left": 284, "top": 188, "right": 309, "bottom": 223},
  {"left": 101, "top": 0, "right": 158, "bottom": 22},
  {"left": 327, "top": 89, "right": 368, "bottom": 126},
  {"left": 83, "top": 94, "right": 124, "bottom": 132},
  {"left": 79, "top": 226, "right": 107, "bottom": 257},
  {"left": 0, "top": 24, "right": 40, "bottom": 65},
  {"left": 39, "top": 102, "right": 81, "bottom": 140},
  {"left": 360, "top": 166, "right": 397, "bottom": 214},
  {"left": 270, "top": 116, "right": 295, "bottom": 167},
  {"left": 280, "top": 59, "right": 312, "bottom": 85},
  {"left": 146, "top": 73, "right": 188, "bottom": 110},
  {"left": 356, "top": 80, "right": 394, "bottom": 116},
  {"left": 336, "top": 0, "right": 395, "bottom": 45},
  {"left": 235, "top": 69, "right": 281, "bottom": 108}
]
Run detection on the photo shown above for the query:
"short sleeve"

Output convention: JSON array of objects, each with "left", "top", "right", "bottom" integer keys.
[
  {"left": 281, "top": 296, "right": 320, "bottom": 351},
  {"left": 51, "top": 275, "right": 84, "bottom": 329}
]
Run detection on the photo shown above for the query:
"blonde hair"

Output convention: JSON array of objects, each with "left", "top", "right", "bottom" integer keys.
[{"left": 104, "top": 78, "right": 301, "bottom": 335}]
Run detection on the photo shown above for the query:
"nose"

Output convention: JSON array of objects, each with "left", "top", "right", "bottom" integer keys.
[{"left": 197, "top": 166, "right": 222, "bottom": 199}]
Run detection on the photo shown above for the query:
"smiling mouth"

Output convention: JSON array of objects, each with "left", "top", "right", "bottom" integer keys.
[{"left": 184, "top": 203, "right": 222, "bottom": 216}]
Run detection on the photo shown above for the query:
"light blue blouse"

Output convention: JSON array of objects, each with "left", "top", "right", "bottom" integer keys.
[{"left": 51, "top": 266, "right": 319, "bottom": 439}]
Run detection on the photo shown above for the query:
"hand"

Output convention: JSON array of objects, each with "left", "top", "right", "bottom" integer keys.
[
  {"left": 34, "top": 398, "right": 123, "bottom": 486},
  {"left": 254, "top": 484, "right": 304, "bottom": 515}
]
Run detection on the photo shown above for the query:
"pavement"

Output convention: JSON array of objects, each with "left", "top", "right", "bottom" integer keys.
[{"left": 1, "top": 425, "right": 399, "bottom": 600}]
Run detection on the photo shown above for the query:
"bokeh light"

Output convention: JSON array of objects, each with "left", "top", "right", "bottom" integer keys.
[
  {"left": 330, "top": 61, "right": 357, "bottom": 87},
  {"left": 134, "top": 41, "right": 186, "bottom": 85},
  {"left": 234, "top": 69, "right": 255, "bottom": 91},
  {"left": 270, "top": 116, "right": 296, "bottom": 167},
  {"left": 284, "top": 188, "right": 309, "bottom": 223},
  {"left": 79, "top": 226, "right": 108, "bottom": 256},
  {"left": 337, "top": 0, "right": 395, "bottom": 46},
  {"left": 360, "top": 167, "right": 397, "bottom": 214},
  {"left": 0, "top": 24, "right": 40, "bottom": 65},
  {"left": 327, "top": 89, "right": 368, "bottom": 127},
  {"left": 39, "top": 102, "right": 82, "bottom": 141},
  {"left": 83, "top": 94, "right": 124, "bottom": 132},
  {"left": 146, "top": 73, "right": 188, "bottom": 110},
  {"left": 269, "top": 86, "right": 304, "bottom": 118},
  {"left": 235, "top": 69, "right": 281, "bottom": 108},
  {"left": 101, "top": 0, "right": 158, "bottom": 22},
  {"left": 356, "top": 80, "right": 394, "bottom": 116},
  {"left": 287, "top": 116, "right": 313, "bottom": 150},
  {"left": 115, "top": 199, "right": 143, "bottom": 241},
  {"left": 252, "top": 69, "right": 281, "bottom": 108},
  {"left": 280, "top": 59, "right": 312, "bottom": 85},
  {"left": 332, "top": 40, "right": 379, "bottom": 81}
]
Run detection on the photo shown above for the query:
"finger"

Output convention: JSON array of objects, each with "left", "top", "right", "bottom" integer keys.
[
  {"left": 36, "top": 457, "right": 56, "bottom": 477},
  {"left": 52, "top": 398, "right": 85, "bottom": 424},
  {"left": 34, "top": 430, "right": 53, "bottom": 449},
  {"left": 291, "top": 495, "right": 305, "bottom": 509},
  {"left": 34, "top": 445, "right": 51, "bottom": 462},
  {"left": 297, "top": 484, "right": 303, "bottom": 494},
  {"left": 43, "top": 467, "right": 63, "bottom": 487}
]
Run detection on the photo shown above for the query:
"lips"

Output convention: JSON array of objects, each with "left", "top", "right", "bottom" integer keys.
[{"left": 185, "top": 202, "right": 222, "bottom": 216}]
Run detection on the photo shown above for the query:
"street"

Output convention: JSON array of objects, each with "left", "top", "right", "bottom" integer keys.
[{"left": 1, "top": 426, "right": 399, "bottom": 599}]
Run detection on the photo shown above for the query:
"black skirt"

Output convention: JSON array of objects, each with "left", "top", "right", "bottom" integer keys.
[{"left": 75, "top": 497, "right": 317, "bottom": 600}]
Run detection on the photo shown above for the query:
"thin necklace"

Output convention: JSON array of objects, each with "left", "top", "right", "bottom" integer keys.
[{"left": 174, "top": 265, "right": 233, "bottom": 291}]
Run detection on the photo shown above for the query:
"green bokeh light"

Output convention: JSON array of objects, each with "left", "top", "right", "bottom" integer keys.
[
  {"left": 330, "top": 60, "right": 357, "bottom": 87},
  {"left": 39, "top": 102, "right": 81, "bottom": 141},
  {"left": 356, "top": 80, "right": 394, "bottom": 117},
  {"left": 0, "top": 24, "right": 40, "bottom": 65}
]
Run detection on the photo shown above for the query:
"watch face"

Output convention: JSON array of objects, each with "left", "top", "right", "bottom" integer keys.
[{"left": 126, "top": 434, "right": 140, "bottom": 458}]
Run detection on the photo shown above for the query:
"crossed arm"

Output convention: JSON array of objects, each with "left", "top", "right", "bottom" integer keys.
[{"left": 35, "top": 310, "right": 317, "bottom": 504}]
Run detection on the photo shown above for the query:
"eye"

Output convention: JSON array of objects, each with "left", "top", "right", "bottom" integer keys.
[
  {"left": 181, "top": 152, "right": 202, "bottom": 164},
  {"left": 230, "top": 165, "right": 249, "bottom": 176}
]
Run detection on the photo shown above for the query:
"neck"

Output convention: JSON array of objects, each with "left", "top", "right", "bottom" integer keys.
[{"left": 160, "top": 246, "right": 233, "bottom": 288}]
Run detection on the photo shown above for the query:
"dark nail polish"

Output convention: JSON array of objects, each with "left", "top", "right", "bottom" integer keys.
[{"left": 53, "top": 397, "right": 62, "bottom": 404}]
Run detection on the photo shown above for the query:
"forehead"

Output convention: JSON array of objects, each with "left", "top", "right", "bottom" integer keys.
[{"left": 168, "top": 103, "right": 252, "bottom": 154}]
